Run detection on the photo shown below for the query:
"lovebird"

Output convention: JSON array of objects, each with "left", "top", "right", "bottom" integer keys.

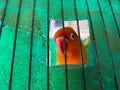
[{"left": 54, "top": 27, "right": 88, "bottom": 65}]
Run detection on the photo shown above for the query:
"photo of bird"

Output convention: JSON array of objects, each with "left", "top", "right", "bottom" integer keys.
[{"left": 54, "top": 27, "right": 88, "bottom": 65}]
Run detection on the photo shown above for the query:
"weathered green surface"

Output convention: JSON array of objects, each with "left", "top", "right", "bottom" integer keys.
[{"left": 0, "top": 0, "right": 120, "bottom": 90}]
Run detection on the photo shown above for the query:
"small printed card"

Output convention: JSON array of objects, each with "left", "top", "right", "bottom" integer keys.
[{"left": 48, "top": 19, "right": 90, "bottom": 66}]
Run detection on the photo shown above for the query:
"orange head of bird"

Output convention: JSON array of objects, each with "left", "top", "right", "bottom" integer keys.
[{"left": 54, "top": 27, "right": 88, "bottom": 65}]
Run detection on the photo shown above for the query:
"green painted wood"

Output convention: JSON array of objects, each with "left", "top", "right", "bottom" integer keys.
[{"left": 0, "top": 0, "right": 120, "bottom": 90}]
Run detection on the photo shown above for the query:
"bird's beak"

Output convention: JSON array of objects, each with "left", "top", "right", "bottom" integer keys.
[{"left": 56, "top": 37, "right": 68, "bottom": 53}]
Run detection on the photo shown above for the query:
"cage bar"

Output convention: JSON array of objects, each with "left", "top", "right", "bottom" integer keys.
[
  {"left": 47, "top": 0, "right": 50, "bottom": 90},
  {"left": 73, "top": 0, "right": 86, "bottom": 90},
  {"left": 108, "top": 0, "right": 120, "bottom": 38},
  {"left": 60, "top": 0, "right": 69, "bottom": 89},
  {"left": 0, "top": 0, "right": 8, "bottom": 38},
  {"left": 28, "top": 0, "right": 36, "bottom": 90},
  {"left": 97, "top": 0, "right": 118, "bottom": 89},
  {"left": 85, "top": 0, "right": 103, "bottom": 90},
  {"left": 9, "top": 0, "right": 22, "bottom": 90}
]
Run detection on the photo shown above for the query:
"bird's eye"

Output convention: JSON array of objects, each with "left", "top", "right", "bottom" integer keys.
[{"left": 70, "top": 33, "right": 75, "bottom": 40}]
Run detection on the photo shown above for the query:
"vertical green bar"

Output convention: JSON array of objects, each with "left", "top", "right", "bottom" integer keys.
[
  {"left": 11, "top": 0, "right": 32, "bottom": 89},
  {"left": 0, "top": 0, "right": 19, "bottom": 89},
  {"left": 31, "top": 0, "right": 47, "bottom": 89},
  {"left": 77, "top": 0, "right": 100, "bottom": 89},
  {"left": 100, "top": 0, "right": 120, "bottom": 89},
  {"left": 49, "top": 0, "right": 66, "bottom": 89}
]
